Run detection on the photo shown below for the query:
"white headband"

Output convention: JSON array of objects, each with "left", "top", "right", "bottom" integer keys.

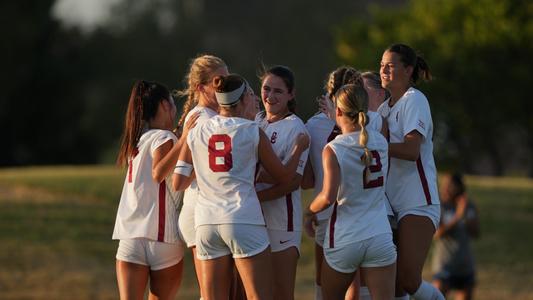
[{"left": 215, "top": 82, "right": 246, "bottom": 106}]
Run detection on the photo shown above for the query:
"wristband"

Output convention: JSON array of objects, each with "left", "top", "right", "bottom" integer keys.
[{"left": 174, "top": 160, "right": 193, "bottom": 177}]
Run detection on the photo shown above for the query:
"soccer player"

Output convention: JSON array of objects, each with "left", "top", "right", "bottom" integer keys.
[
  {"left": 173, "top": 74, "right": 309, "bottom": 300},
  {"left": 254, "top": 65, "right": 310, "bottom": 300},
  {"left": 113, "top": 80, "right": 197, "bottom": 300},
  {"left": 377, "top": 43, "right": 444, "bottom": 300},
  {"left": 305, "top": 83, "right": 396, "bottom": 300},
  {"left": 175, "top": 54, "right": 228, "bottom": 299}
]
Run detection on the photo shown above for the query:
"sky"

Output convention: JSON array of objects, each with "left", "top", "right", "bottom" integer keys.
[{"left": 51, "top": 0, "right": 123, "bottom": 32}]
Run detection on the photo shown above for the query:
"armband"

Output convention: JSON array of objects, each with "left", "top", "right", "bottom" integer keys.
[{"left": 174, "top": 160, "right": 193, "bottom": 177}]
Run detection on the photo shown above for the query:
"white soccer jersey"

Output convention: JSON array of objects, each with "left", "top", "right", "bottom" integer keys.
[
  {"left": 377, "top": 87, "right": 440, "bottom": 212},
  {"left": 367, "top": 111, "right": 383, "bottom": 132},
  {"left": 187, "top": 115, "right": 265, "bottom": 227},
  {"left": 113, "top": 129, "right": 182, "bottom": 243},
  {"left": 305, "top": 113, "right": 340, "bottom": 221},
  {"left": 180, "top": 105, "right": 218, "bottom": 220},
  {"left": 255, "top": 113, "right": 310, "bottom": 232},
  {"left": 324, "top": 130, "right": 391, "bottom": 249}
]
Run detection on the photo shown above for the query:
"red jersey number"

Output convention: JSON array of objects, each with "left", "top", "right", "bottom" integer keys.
[
  {"left": 361, "top": 150, "right": 384, "bottom": 189},
  {"left": 208, "top": 134, "right": 233, "bottom": 172}
]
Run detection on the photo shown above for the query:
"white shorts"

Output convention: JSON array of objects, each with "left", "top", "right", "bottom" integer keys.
[
  {"left": 178, "top": 205, "right": 196, "bottom": 247},
  {"left": 324, "top": 233, "right": 396, "bottom": 274},
  {"left": 395, "top": 204, "right": 440, "bottom": 230},
  {"left": 116, "top": 238, "right": 184, "bottom": 271},
  {"left": 267, "top": 229, "right": 302, "bottom": 253},
  {"left": 314, "top": 219, "right": 329, "bottom": 247},
  {"left": 195, "top": 224, "right": 270, "bottom": 260}
]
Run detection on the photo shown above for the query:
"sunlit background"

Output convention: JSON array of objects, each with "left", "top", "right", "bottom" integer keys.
[{"left": 1, "top": 0, "right": 532, "bottom": 299}]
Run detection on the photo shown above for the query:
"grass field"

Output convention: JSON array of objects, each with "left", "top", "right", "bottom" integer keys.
[{"left": 0, "top": 166, "right": 532, "bottom": 299}]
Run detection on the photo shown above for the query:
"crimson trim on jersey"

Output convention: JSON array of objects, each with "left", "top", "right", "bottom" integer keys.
[
  {"left": 157, "top": 181, "right": 166, "bottom": 242},
  {"left": 416, "top": 157, "right": 432, "bottom": 205},
  {"left": 128, "top": 147, "right": 139, "bottom": 183},
  {"left": 329, "top": 202, "right": 338, "bottom": 248},
  {"left": 286, "top": 193, "right": 293, "bottom": 232}
]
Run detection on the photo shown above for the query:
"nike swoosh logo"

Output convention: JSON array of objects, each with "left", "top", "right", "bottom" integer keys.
[{"left": 280, "top": 239, "right": 291, "bottom": 244}]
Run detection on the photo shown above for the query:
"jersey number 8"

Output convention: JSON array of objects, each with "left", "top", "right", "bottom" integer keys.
[{"left": 208, "top": 134, "right": 233, "bottom": 172}]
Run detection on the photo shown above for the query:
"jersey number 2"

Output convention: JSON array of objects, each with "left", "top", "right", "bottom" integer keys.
[
  {"left": 361, "top": 150, "right": 384, "bottom": 189},
  {"left": 208, "top": 134, "right": 233, "bottom": 172}
]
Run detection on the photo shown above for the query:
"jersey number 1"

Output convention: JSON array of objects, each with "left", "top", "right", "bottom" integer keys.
[
  {"left": 362, "top": 150, "right": 384, "bottom": 189},
  {"left": 208, "top": 134, "right": 233, "bottom": 172}
]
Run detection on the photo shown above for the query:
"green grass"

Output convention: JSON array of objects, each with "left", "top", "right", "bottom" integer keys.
[{"left": 0, "top": 166, "right": 532, "bottom": 299}]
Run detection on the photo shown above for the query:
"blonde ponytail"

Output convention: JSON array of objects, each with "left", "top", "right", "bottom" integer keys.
[
  {"left": 358, "top": 111, "right": 372, "bottom": 183},
  {"left": 176, "top": 54, "right": 227, "bottom": 129}
]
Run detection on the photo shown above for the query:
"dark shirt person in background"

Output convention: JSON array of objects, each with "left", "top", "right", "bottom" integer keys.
[{"left": 432, "top": 173, "right": 480, "bottom": 300}]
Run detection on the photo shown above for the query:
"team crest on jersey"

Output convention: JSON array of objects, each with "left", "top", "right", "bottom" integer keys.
[{"left": 270, "top": 132, "right": 278, "bottom": 143}]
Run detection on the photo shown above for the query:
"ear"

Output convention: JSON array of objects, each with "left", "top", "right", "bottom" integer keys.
[
  {"left": 196, "top": 83, "right": 205, "bottom": 93},
  {"left": 405, "top": 65, "right": 414, "bottom": 78},
  {"left": 336, "top": 107, "right": 343, "bottom": 117},
  {"left": 161, "top": 99, "right": 171, "bottom": 112},
  {"left": 290, "top": 88, "right": 296, "bottom": 99}
]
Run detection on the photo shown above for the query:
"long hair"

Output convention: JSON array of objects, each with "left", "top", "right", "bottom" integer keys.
[
  {"left": 117, "top": 80, "right": 170, "bottom": 167},
  {"left": 333, "top": 84, "right": 374, "bottom": 181},
  {"left": 175, "top": 55, "right": 227, "bottom": 128}
]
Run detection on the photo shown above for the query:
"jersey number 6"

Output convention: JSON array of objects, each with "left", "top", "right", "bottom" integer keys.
[
  {"left": 361, "top": 150, "right": 384, "bottom": 189},
  {"left": 208, "top": 134, "right": 233, "bottom": 172}
]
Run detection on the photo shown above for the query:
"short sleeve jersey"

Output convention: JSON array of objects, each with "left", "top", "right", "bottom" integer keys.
[
  {"left": 187, "top": 115, "right": 264, "bottom": 227},
  {"left": 377, "top": 87, "right": 439, "bottom": 212},
  {"left": 112, "top": 129, "right": 181, "bottom": 243},
  {"left": 324, "top": 130, "right": 391, "bottom": 249},
  {"left": 255, "top": 113, "right": 310, "bottom": 232},
  {"left": 305, "top": 113, "right": 339, "bottom": 221},
  {"left": 182, "top": 106, "right": 218, "bottom": 209}
]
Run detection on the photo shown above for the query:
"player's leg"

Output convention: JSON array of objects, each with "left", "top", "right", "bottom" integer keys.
[
  {"left": 344, "top": 270, "right": 360, "bottom": 300},
  {"left": 362, "top": 263, "right": 396, "bottom": 300},
  {"left": 116, "top": 239, "right": 150, "bottom": 300},
  {"left": 229, "top": 263, "right": 247, "bottom": 300},
  {"left": 234, "top": 247, "right": 273, "bottom": 300},
  {"left": 116, "top": 260, "right": 149, "bottom": 300},
  {"left": 191, "top": 247, "right": 206, "bottom": 298},
  {"left": 321, "top": 258, "right": 355, "bottom": 300},
  {"left": 200, "top": 255, "right": 233, "bottom": 300},
  {"left": 397, "top": 214, "right": 442, "bottom": 299},
  {"left": 314, "top": 244, "right": 325, "bottom": 299},
  {"left": 145, "top": 239, "right": 184, "bottom": 299},
  {"left": 314, "top": 219, "right": 328, "bottom": 300},
  {"left": 271, "top": 247, "right": 299, "bottom": 300},
  {"left": 148, "top": 260, "right": 184, "bottom": 300}
]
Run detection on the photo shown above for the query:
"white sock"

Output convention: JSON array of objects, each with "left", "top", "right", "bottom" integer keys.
[
  {"left": 411, "top": 281, "right": 444, "bottom": 300},
  {"left": 358, "top": 286, "right": 371, "bottom": 300},
  {"left": 395, "top": 296, "right": 409, "bottom": 300},
  {"left": 315, "top": 283, "right": 323, "bottom": 300}
]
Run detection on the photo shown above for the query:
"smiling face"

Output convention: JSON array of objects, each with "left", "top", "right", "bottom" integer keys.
[
  {"left": 261, "top": 74, "right": 293, "bottom": 118},
  {"left": 380, "top": 50, "right": 412, "bottom": 92}
]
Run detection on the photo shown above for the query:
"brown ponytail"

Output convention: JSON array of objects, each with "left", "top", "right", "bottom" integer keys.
[
  {"left": 386, "top": 44, "right": 432, "bottom": 84},
  {"left": 117, "top": 80, "right": 170, "bottom": 167},
  {"left": 325, "top": 66, "right": 363, "bottom": 98}
]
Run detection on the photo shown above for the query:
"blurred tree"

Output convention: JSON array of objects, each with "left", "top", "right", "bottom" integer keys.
[
  {"left": 334, "top": 0, "right": 532, "bottom": 176},
  {"left": 3, "top": 0, "right": 406, "bottom": 166}
]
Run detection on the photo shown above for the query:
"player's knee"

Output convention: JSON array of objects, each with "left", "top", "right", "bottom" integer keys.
[{"left": 399, "top": 274, "right": 421, "bottom": 295}]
